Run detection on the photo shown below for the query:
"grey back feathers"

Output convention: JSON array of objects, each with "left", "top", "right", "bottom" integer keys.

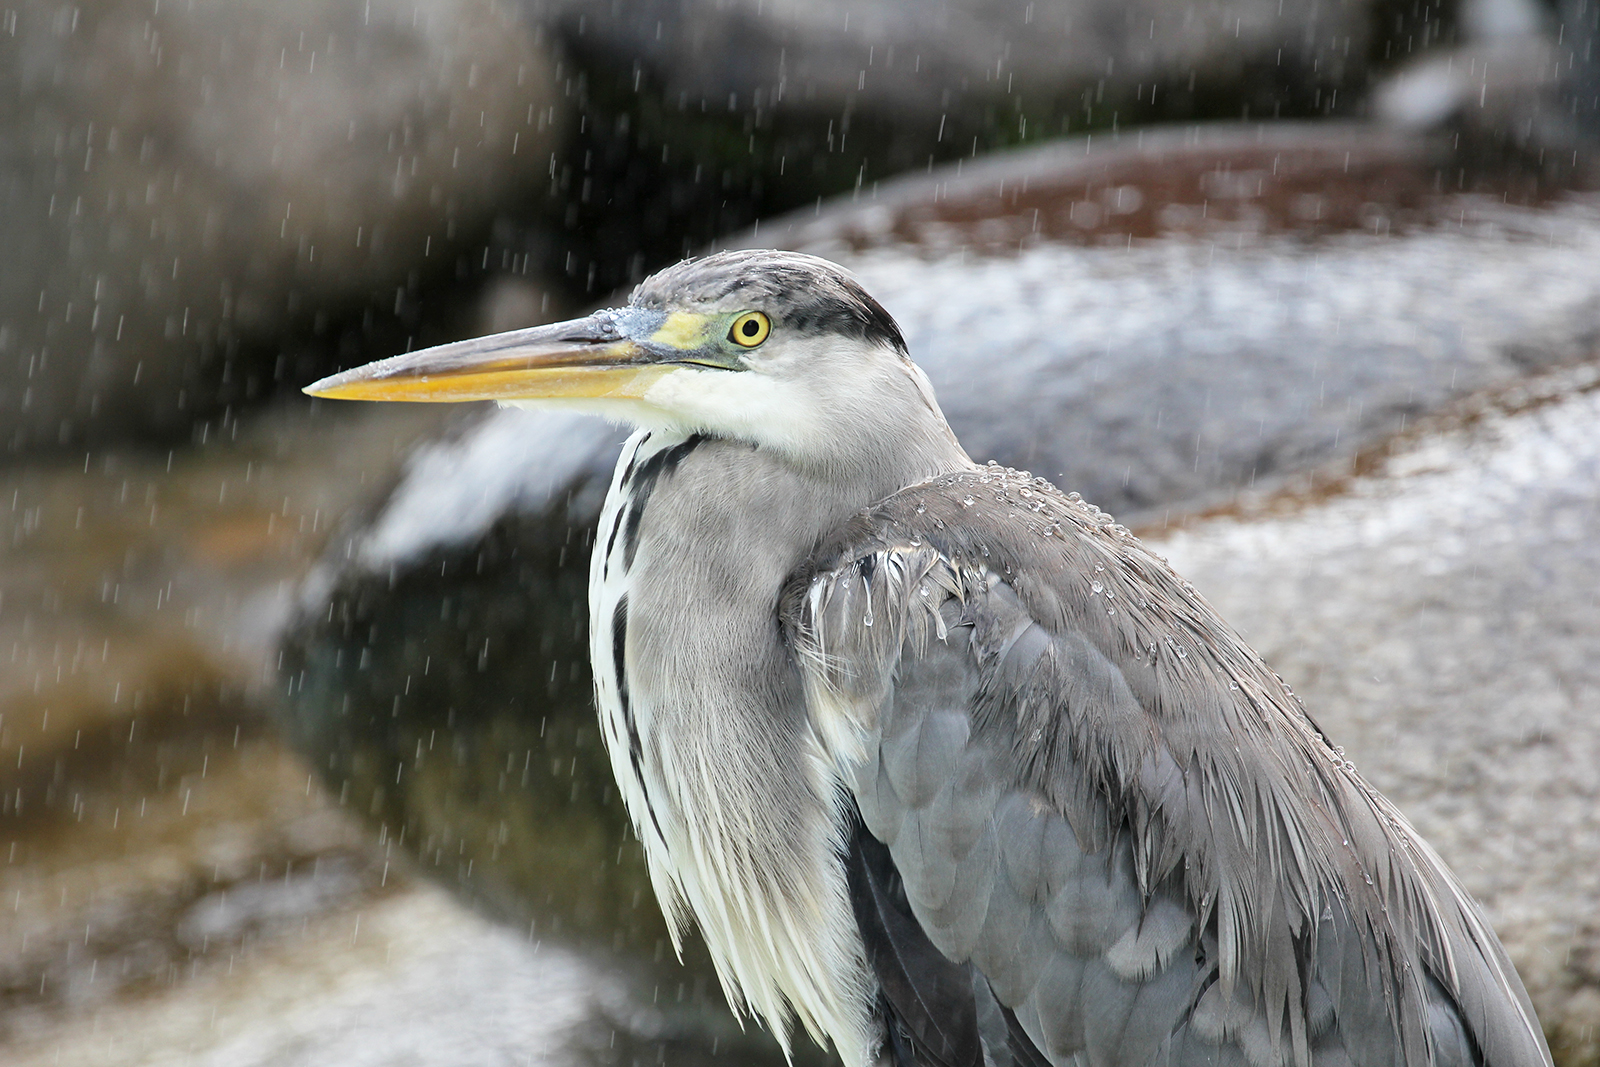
[{"left": 783, "top": 464, "right": 1551, "bottom": 1067}]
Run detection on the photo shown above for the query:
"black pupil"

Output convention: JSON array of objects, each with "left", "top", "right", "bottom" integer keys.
[{"left": 741, "top": 319, "right": 760, "bottom": 337}]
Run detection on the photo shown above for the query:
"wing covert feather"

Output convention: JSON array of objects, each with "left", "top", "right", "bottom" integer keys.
[{"left": 782, "top": 466, "right": 1550, "bottom": 1067}]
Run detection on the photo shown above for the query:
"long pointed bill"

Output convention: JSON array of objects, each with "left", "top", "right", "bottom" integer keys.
[{"left": 303, "top": 308, "right": 689, "bottom": 403}]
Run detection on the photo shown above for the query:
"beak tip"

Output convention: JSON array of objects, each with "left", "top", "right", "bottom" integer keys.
[{"left": 303, "top": 371, "right": 360, "bottom": 400}]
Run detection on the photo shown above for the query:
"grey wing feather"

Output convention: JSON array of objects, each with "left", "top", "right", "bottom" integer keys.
[{"left": 783, "top": 466, "right": 1551, "bottom": 1067}]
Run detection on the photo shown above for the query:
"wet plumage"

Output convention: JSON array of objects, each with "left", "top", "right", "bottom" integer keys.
[
  {"left": 788, "top": 464, "right": 1545, "bottom": 1067},
  {"left": 306, "top": 249, "right": 1553, "bottom": 1067}
]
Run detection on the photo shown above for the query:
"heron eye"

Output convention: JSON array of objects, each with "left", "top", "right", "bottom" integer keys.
[{"left": 728, "top": 311, "right": 771, "bottom": 348}]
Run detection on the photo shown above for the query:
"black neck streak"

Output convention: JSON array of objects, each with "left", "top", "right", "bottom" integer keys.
[{"left": 622, "top": 433, "right": 705, "bottom": 571}]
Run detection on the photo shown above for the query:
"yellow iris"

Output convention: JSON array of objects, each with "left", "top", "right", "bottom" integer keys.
[{"left": 728, "top": 311, "right": 771, "bottom": 348}]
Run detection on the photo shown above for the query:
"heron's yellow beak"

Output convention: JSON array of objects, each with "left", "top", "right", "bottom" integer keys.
[{"left": 303, "top": 308, "right": 725, "bottom": 403}]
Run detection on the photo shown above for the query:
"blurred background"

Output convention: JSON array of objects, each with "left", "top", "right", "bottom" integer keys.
[{"left": 3, "top": 0, "right": 1600, "bottom": 1063}]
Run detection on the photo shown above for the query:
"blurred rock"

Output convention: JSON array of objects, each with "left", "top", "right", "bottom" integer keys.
[
  {"left": 558, "top": 0, "right": 1369, "bottom": 161},
  {"left": 277, "top": 412, "right": 649, "bottom": 946},
  {"left": 0, "top": 0, "right": 563, "bottom": 452},
  {"left": 1156, "top": 361, "right": 1600, "bottom": 1066},
  {"left": 279, "top": 122, "right": 1600, "bottom": 1062},
  {"left": 1562, "top": 0, "right": 1600, "bottom": 141},
  {"left": 1373, "top": 0, "right": 1600, "bottom": 171},
  {"left": 0, "top": 401, "right": 449, "bottom": 1049},
  {"left": 0, "top": 398, "right": 775, "bottom": 1066},
  {"left": 1374, "top": 38, "right": 1563, "bottom": 139},
  {"left": 548, "top": 0, "right": 1396, "bottom": 294},
  {"left": 479, "top": 274, "right": 565, "bottom": 335},
  {"left": 739, "top": 123, "right": 1600, "bottom": 518}
]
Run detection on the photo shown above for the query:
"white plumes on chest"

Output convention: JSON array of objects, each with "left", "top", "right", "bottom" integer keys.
[{"left": 590, "top": 429, "right": 875, "bottom": 1066}]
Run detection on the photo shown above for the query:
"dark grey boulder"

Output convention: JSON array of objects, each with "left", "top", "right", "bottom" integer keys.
[
  {"left": 543, "top": 0, "right": 1463, "bottom": 300},
  {"left": 276, "top": 122, "right": 1600, "bottom": 1062},
  {"left": 555, "top": 0, "right": 1372, "bottom": 165},
  {"left": 0, "top": 0, "right": 563, "bottom": 452}
]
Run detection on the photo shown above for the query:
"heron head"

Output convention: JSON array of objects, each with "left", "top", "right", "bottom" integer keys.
[{"left": 304, "top": 250, "right": 958, "bottom": 466}]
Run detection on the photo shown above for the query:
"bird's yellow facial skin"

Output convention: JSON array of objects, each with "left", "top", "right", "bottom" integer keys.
[
  {"left": 301, "top": 307, "right": 760, "bottom": 405},
  {"left": 651, "top": 310, "right": 716, "bottom": 351}
]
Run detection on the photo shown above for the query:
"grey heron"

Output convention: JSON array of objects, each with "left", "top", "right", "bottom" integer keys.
[{"left": 306, "top": 249, "right": 1551, "bottom": 1067}]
